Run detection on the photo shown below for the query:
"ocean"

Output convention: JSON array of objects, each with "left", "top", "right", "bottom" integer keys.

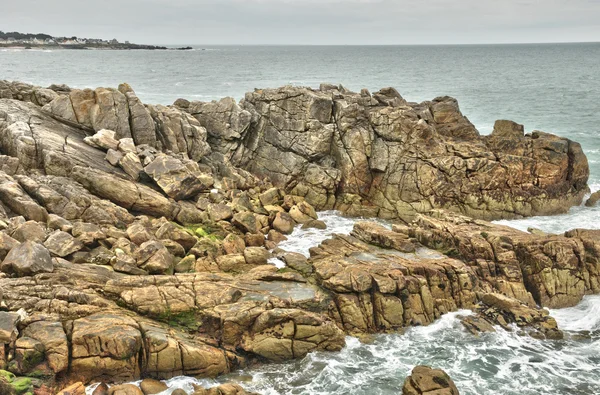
[{"left": 2, "top": 43, "right": 600, "bottom": 394}]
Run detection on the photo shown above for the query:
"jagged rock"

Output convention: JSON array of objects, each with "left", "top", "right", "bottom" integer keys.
[
  {"left": 118, "top": 138, "right": 136, "bottom": 154},
  {"left": 406, "top": 210, "right": 600, "bottom": 308},
  {"left": 57, "top": 382, "right": 86, "bottom": 395},
  {"left": 208, "top": 203, "right": 233, "bottom": 222},
  {"left": 147, "top": 104, "right": 211, "bottom": 161},
  {"left": 272, "top": 212, "right": 295, "bottom": 235},
  {"left": 352, "top": 221, "right": 414, "bottom": 253},
  {"left": 47, "top": 214, "right": 73, "bottom": 232},
  {"left": 402, "top": 365, "right": 459, "bottom": 395},
  {"left": 10, "top": 220, "right": 46, "bottom": 243},
  {"left": 211, "top": 87, "right": 589, "bottom": 221},
  {"left": 44, "top": 230, "right": 84, "bottom": 257},
  {"left": 188, "top": 97, "right": 252, "bottom": 155},
  {"left": 155, "top": 223, "right": 197, "bottom": 251},
  {"left": 72, "top": 222, "right": 106, "bottom": 246},
  {"left": 232, "top": 212, "right": 257, "bottom": 234},
  {"left": 118, "top": 83, "right": 156, "bottom": 145},
  {"left": 92, "top": 383, "right": 109, "bottom": 395},
  {"left": 144, "top": 155, "right": 211, "bottom": 200},
  {"left": 282, "top": 252, "right": 313, "bottom": 275},
  {"left": 84, "top": 129, "right": 120, "bottom": 151},
  {"left": 586, "top": 190, "right": 600, "bottom": 207},
  {"left": 243, "top": 247, "right": 270, "bottom": 265},
  {"left": 119, "top": 152, "right": 144, "bottom": 181},
  {"left": 258, "top": 187, "right": 282, "bottom": 206},
  {"left": 71, "top": 166, "right": 176, "bottom": 219},
  {"left": 0, "top": 233, "right": 19, "bottom": 261},
  {"left": 107, "top": 383, "right": 143, "bottom": 395},
  {"left": 1, "top": 241, "right": 53, "bottom": 276},
  {"left": 223, "top": 234, "right": 246, "bottom": 255},
  {"left": 288, "top": 201, "right": 318, "bottom": 224},
  {"left": 475, "top": 293, "right": 563, "bottom": 339},
  {"left": 0, "top": 172, "right": 48, "bottom": 222},
  {"left": 241, "top": 308, "right": 345, "bottom": 361},
  {"left": 135, "top": 240, "right": 174, "bottom": 274}
]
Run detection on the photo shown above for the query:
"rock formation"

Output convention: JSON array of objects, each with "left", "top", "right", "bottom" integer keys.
[
  {"left": 402, "top": 365, "right": 459, "bottom": 395},
  {"left": 0, "top": 79, "right": 595, "bottom": 393}
]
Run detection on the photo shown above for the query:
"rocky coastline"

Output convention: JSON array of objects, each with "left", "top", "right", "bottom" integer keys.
[{"left": 0, "top": 79, "right": 596, "bottom": 394}]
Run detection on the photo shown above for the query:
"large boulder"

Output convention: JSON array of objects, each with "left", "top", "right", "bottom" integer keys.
[
  {"left": 1, "top": 241, "right": 53, "bottom": 276},
  {"left": 402, "top": 365, "right": 460, "bottom": 395},
  {"left": 144, "top": 155, "right": 211, "bottom": 200}
]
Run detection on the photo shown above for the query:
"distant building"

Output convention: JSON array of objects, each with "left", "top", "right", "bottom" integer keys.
[{"left": 110, "top": 39, "right": 119, "bottom": 44}]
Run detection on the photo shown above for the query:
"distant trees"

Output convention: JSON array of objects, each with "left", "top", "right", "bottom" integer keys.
[{"left": 0, "top": 31, "right": 53, "bottom": 40}]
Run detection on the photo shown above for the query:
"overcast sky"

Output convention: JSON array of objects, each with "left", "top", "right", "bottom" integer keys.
[{"left": 3, "top": 0, "right": 600, "bottom": 45}]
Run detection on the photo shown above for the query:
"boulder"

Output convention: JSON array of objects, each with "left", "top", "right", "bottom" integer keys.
[
  {"left": 44, "top": 230, "right": 85, "bottom": 257},
  {"left": 586, "top": 190, "right": 600, "bottom": 207},
  {"left": 144, "top": 155, "right": 211, "bottom": 200},
  {"left": 402, "top": 365, "right": 459, "bottom": 395},
  {"left": 11, "top": 220, "right": 46, "bottom": 243},
  {"left": 1, "top": 241, "right": 53, "bottom": 276},
  {"left": 139, "top": 378, "right": 167, "bottom": 395},
  {"left": 272, "top": 212, "right": 295, "bottom": 235},
  {"left": 84, "top": 129, "right": 120, "bottom": 151}
]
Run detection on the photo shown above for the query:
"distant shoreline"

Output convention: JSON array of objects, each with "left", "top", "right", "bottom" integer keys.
[{"left": 0, "top": 43, "right": 193, "bottom": 50}]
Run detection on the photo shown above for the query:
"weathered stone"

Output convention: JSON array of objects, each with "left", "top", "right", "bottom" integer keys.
[
  {"left": 11, "top": 220, "right": 46, "bottom": 243},
  {"left": 243, "top": 247, "right": 270, "bottom": 265},
  {"left": 144, "top": 155, "right": 210, "bottom": 200},
  {"left": 44, "top": 230, "right": 84, "bottom": 257},
  {"left": 272, "top": 212, "right": 295, "bottom": 235},
  {"left": 402, "top": 365, "right": 460, "bottom": 395},
  {"left": 119, "top": 152, "right": 144, "bottom": 181},
  {"left": 84, "top": 129, "right": 120, "bottom": 151},
  {"left": 1, "top": 241, "right": 53, "bottom": 276},
  {"left": 232, "top": 212, "right": 257, "bottom": 234},
  {"left": 139, "top": 378, "right": 167, "bottom": 395},
  {"left": 208, "top": 203, "right": 233, "bottom": 222}
]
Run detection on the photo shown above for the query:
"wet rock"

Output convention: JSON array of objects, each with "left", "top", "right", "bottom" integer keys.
[
  {"left": 92, "top": 383, "right": 110, "bottom": 395},
  {"left": 402, "top": 365, "right": 460, "bottom": 395},
  {"left": 243, "top": 247, "right": 270, "bottom": 265},
  {"left": 107, "top": 383, "right": 143, "bottom": 395},
  {"left": 288, "top": 201, "right": 318, "bottom": 224},
  {"left": 301, "top": 219, "right": 327, "bottom": 230},
  {"left": 1, "top": 241, "right": 53, "bottom": 276},
  {"left": 139, "top": 378, "right": 167, "bottom": 394},
  {"left": 586, "top": 190, "right": 600, "bottom": 207},
  {"left": 282, "top": 252, "right": 313, "bottom": 275},
  {"left": 352, "top": 221, "right": 415, "bottom": 253}
]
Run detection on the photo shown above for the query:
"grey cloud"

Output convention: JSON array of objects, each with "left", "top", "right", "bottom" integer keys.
[{"left": 1, "top": 0, "right": 599, "bottom": 44}]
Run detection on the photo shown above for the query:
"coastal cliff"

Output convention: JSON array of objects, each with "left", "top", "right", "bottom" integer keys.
[{"left": 0, "top": 80, "right": 595, "bottom": 394}]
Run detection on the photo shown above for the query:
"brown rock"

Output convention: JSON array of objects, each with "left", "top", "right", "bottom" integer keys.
[
  {"left": 1, "top": 241, "right": 53, "bottom": 276},
  {"left": 272, "top": 212, "right": 295, "bottom": 235},
  {"left": 139, "top": 378, "right": 168, "bottom": 394},
  {"left": 402, "top": 365, "right": 459, "bottom": 395}
]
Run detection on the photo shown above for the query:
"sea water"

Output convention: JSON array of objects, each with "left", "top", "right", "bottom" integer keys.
[{"left": 3, "top": 44, "right": 598, "bottom": 394}]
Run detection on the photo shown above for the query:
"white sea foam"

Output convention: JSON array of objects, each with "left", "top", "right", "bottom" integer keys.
[{"left": 268, "top": 210, "right": 390, "bottom": 268}]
